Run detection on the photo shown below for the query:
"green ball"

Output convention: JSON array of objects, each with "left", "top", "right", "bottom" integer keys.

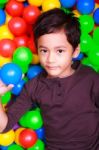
[
  {"left": 93, "top": 27, "right": 99, "bottom": 45},
  {"left": 80, "top": 33, "right": 93, "bottom": 54},
  {"left": 1, "top": 91, "right": 11, "bottom": 104},
  {"left": 8, "top": 143, "right": 24, "bottom": 150},
  {"left": 0, "top": 0, "right": 8, "bottom": 4},
  {"left": 13, "top": 46, "right": 33, "bottom": 66},
  {"left": 88, "top": 42, "right": 99, "bottom": 66},
  {"left": 0, "top": 3, "right": 5, "bottom": 8},
  {"left": 25, "top": 110, "right": 43, "bottom": 130},
  {"left": 79, "top": 15, "right": 94, "bottom": 33},
  {"left": 19, "top": 113, "right": 28, "bottom": 127},
  {"left": 81, "top": 57, "right": 99, "bottom": 72},
  {"left": 27, "top": 139, "right": 45, "bottom": 150}
]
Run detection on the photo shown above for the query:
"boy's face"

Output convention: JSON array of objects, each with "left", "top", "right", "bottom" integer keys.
[{"left": 37, "top": 31, "right": 79, "bottom": 78}]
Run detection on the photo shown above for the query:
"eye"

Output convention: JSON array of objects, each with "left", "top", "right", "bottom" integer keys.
[
  {"left": 57, "top": 49, "right": 64, "bottom": 53},
  {"left": 39, "top": 49, "right": 48, "bottom": 53}
]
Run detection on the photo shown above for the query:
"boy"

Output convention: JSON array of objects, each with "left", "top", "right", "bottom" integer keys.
[{"left": 0, "top": 8, "right": 99, "bottom": 150}]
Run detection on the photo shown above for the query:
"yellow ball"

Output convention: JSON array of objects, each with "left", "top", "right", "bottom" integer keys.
[
  {"left": 28, "top": 0, "right": 43, "bottom": 7},
  {"left": 5, "top": 13, "right": 12, "bottom": 24},
  {"left": 32, "top": 54, "right": 40, "bottom": 64},
  {"left": 0, "top": 55, "right": 12, "bottom": 67},
  {"left": 73, "top": 10, "right": 81, "bottom": 18},
  {"left": 0, "top": 25, "right": 14, "bottom": 40},
  {"left": 42, "top": 0, "right": 61, "bottom": 12},
  {"left": 95, "top": 3, "right": 99, "bottom": 9},
  {"left": 0, "top": 130, "right": 15, "bottom": 146},
  {"left": 15, "top": 128, "right": 25, "bottom": 145}
]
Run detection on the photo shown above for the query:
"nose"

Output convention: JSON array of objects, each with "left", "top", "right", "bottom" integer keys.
[{"left": 47, "top": 52, "right": 55, "bottom": 63}]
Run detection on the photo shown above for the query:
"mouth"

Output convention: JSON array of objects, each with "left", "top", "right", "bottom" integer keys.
[{"left": 46, "top": 66, "right": 58, "bottom": 70}]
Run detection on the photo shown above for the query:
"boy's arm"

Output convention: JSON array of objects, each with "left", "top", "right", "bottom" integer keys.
[
  {"left": 0, "top": 80, "right": 14, "bottom": 132},
  {"left": 1, "top": 78, "right": 37, "bottom": 133},
  {"left": 0, "top": 100, "right": 8, "bottom": 132}
]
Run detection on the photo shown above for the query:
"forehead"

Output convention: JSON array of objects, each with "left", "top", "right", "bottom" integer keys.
[{"left": 37, "top": 31, "right": 72, "bottom": 48}]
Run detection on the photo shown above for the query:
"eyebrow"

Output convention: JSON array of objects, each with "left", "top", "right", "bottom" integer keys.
[{"left": 38, "top": 45, "right": 67, "bottom": 49}]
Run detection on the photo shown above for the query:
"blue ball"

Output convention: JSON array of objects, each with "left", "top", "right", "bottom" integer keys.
[
  {"left": 35, "top": 127, "right": 45, "bottom": 140},
  {"left": 0, "top": 9, "right": 6, "bottom": 25},
  {"left": 0, "top": 146, "right": 8, "bottom": 150},
  {"left": 77, "top": 0, "right": 95, "bottom": 14},
  {"left": 73, "top": 53, "right": 84, "bottom": 61},
  {"left": 60, "top": 0, "right": 76, "bottom": 8},
  {"left": 93, "top": 8, "right": 99, "bottom": 25},
  {"left": 0, "top": 63, "right": 22, "bottom": 85},
  {"left": 11, "top": 79, "right": 26, "bottom": 95},
  {"left": 27, "top": 65, "right": 43, "bottom": 79}
]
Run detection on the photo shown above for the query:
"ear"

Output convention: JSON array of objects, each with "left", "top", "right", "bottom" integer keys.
[{"left": 72, "top": 44, "right": 80, "bottom": 58}]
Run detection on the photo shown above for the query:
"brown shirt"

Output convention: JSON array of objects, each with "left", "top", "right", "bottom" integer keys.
[{"left": 3, "top": 64, "right": 99, "bottom": 150}]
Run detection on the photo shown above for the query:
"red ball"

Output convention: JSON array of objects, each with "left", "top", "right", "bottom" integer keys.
[
  {"left": 23, "top": 5, "right": 41, "bottom": 24},
  {"left": 14, "top": 35, "right": 29, "bottom": 47},
  {"left": 8, "top": 17, "right": 27, "bottom": 36},
  {"left": 0, "top": 39, "right": 16, "bottom": 57},
  {"left": 5, "top": 0, "right": 24, "bottom": 17},
  {"left": 28, "top": 35, "right": 37, "bottom": 54},
  {"left": 19, "top": 129, "right": 37, "bottom": 148}
]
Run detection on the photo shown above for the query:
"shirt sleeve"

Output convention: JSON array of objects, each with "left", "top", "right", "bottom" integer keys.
[
  {"left": 2, "top": 78, "right": 37, "bottom": 133},
  {"left": 93, "top": 73, "right": 99, "bottom": 108}
]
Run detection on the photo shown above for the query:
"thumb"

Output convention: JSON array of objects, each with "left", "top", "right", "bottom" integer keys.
[{"left": 7, "top": 84, "right": 14, "bottom": 91}]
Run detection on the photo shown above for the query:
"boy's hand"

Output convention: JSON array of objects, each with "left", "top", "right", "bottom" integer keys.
[{"left": 0, "top": 80, "right": 14, "bottom": 96}]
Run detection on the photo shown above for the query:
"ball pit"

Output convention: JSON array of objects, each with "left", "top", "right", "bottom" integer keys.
[{"left": 0, "top": 0, "right": 99, "bottom": 149}]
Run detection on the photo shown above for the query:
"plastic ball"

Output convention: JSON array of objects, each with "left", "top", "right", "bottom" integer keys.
[
  {"left": 19, "top": 129, "right": 38, "bottom": 148},
  {"left": 13, "top": 46, "right": 33, "bottom": 66},
  {"left": 15, "top": 127, "right": 25, "bottom": 145},
  {"left": 14, "top": 35, "right": 29, "bottom": 48},
  {"left": 0, "top": 130, "right": 15, "bottom": 146},
  {"left": 5, "top": 0, "right": 24, "bottom": 17},
  {"left": 23, "top": 5, "right": 41, "bottom": 24},
  {"left": 0, "top": 63, "right": 22, "bottom": 85},
  {"left": 1, "top": 91, "right": 11, "bottom": 104},
  {"left": 88, "top": 42, "right": 99, "bottom": 66},
  {"left": 0, "top": 0, "right": 8, "bottom": 4},
  {"left": 28, "top": 36, "right": 38, "bottom": 54},
  {"left": 27, "top": 139, "right": 45, "bottom": 150},
  {"left": 16, "top": 0, "right": 25, "bottom": 1},
  {"left": 0, "top": 55, "right": 11, "bottom": 67},
  {"left": 5, "top": 13, "right": 12, "bottom": 24},
  {"left": 42, "top": 0, "right": 61, "bottom": 12},
  {"left": 0, "top": 25, "right": 14, "bottom": 40},
  {"left": 0, "top": 145, "right": 8, "bottom": 150},
  {"left": 73, "top": 53, "right": 84, "bottom": 61},
  {"left": 73, "top": 9, "right": 81, "bottom": 18},
  {"left": 93, "top": 27, "right": 99, "bottom": 45},
  {"left": 32, "top": 54, "right": 40, "bottom": 65},
  {"left": 0, "top": 39, "right": 16, "bottom": 58},
  {"left": 25, "top": 110, "right": 43, "bottom": 130},
  {"left": 93, "top": 8, "right": 99, "bottom": 25},
  {"left": 80, "top": 33, "right": 93, "bottom": 54},
  {"left": 35, "top": 127, "right": 45, "bottom": 140},
  {"left": 8, "top": 143, "right": 24, "bottom": 150},
  {"left": 27, "top": 65, "right": 43, "bottom": 79},
  {"left": 77, "top": 0, "right": 95, "bottom": 14},
  {"left": 28, "top": 0, "right": 43, "bottom": 7},
  {"left": 0, "top": 9, "right": 6, "bottom": 26},
  {"left": 11, "top": 79, "right": 26, "bottom": 95},
  {"left": 8, "top": 17, "right": 27, "bottom": 36},
  {"left": 79, "top": 15, "right": 94, "bottom": 33},
  {"left": 0, "top": 3, "right": 5, "bottom": 9},
  {"left": 60, "top": 0, "right": 76, "bottom": 8}
]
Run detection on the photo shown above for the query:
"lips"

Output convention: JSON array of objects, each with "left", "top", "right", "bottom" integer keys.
[{"left": 46, "top": 66, "right": 58, "bottom": 70}]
